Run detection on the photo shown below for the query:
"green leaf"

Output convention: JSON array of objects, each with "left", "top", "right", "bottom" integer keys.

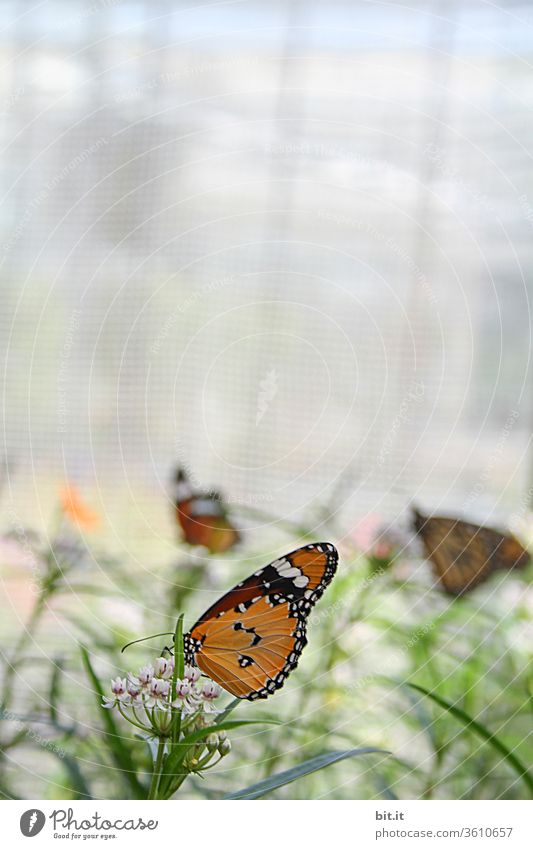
[
  {"left": 170, "top": 615, "right": 184, "bottom": 746},
  {"left": 49, "top": 657, "right": 64, "bottom": 724},
  {"left": 216, "top": 698, "right": 241, "bottom": 724},
  {"left": 407, "top": 683, "right": 533, "bottom": 797},
  {"left": 374, "top": 774, "right": 399, "bottom": 800},
  {"left": 225, "top": 747, "right": 389, "bottom": 799},
  {"left": 160, "top": 719, "right": 281, "bottom": 797},
  {"left": 181, "top": 717, "right": 280, "bottom": 749},
  {"left": 393, "top": 679, "right": 440, "bottom": 752},
  {"left": 57, "top": 754, "right": 93, "bottom": 800},
  {"left": 80, "top": 645, "right": 145, "bottom": 799}
]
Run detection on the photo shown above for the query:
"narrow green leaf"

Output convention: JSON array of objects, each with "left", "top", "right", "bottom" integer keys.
[
  {"left": 57, "top": 754, "right": 93, "bottom": 800},
  {"left": 49, "top": 658, "right": 64, "bottom": 724},
  {"left": 175, "top": 615, "right": 185, "bottom": 681},
  {"left": 161, "top": 719, "right": 281, "bottom": 793},
  {"left": 394, "top": 680, "right": 440, "bottom": 751},
  {"left": 216, "top": 698, "right": 241, "bottom": 724},
  {"left": 407, "top": 683, "right": 533, "bottom": 796},
  {"left": 180, "top": 718, "right": 281, "bottom": 749},
  {"left": 80, "top": 646, "right": 145, "bottom": 799},
  {"left": 170, "top": 615, "right": 184, "bottom": 747},
  {"left": 0, "top": 782, "right": 20, "bottom": 800},
  {"left": 225, "top": 747, "right": 389, "bottom": 799},
  {"left": 374, "top": 774, "right": 399, "bottom": 800}
]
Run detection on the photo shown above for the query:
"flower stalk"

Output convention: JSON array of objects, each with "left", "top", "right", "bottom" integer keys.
[{"left": 103, "top": 615, "right": 230, "bottom": 799}]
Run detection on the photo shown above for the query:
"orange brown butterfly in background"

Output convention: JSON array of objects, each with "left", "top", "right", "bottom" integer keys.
[
  {"left": 183, "top": 542, "right": 338, "bottom": 700},
  {"left": 413, "top": 507, "right": 530, "bottom": 595},
  {"left": 173, "top": 467, "right": 240, "bottom": 554}
]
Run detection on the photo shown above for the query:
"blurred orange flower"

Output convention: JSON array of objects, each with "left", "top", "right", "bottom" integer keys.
[{"left": 60, "top": 484, "right": 100, "bottom": 531}]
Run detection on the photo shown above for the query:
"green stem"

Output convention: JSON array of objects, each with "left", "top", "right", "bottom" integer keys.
[
  {"left": 148, "top": 737, "right": 166, "bottom": 800},
  {"left": 165, "top": 769, "right": 189, "bottom": 799},
  {"left": 117, "top": 704, "right": 151, "bottom": 733},
  {"left": 171, "top": 615, "right": 184, "bottom": 746}
]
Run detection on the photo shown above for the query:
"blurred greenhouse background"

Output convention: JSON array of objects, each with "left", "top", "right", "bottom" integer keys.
[{"left": 1, "top": 0, "right": 533, "bottom": 800}]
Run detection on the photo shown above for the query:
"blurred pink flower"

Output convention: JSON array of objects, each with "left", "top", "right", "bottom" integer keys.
[{"left": 349, "top": 514, "right": 386, "bottom": 552}]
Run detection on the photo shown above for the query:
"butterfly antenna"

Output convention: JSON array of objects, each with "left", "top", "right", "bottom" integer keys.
[{"left": 121, "top": 632, "right": 175, "bottom": 653}]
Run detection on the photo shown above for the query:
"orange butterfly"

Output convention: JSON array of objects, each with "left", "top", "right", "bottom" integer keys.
[
  {"left": 183, "top": 542, "right": 338, "bottom": 699},
  {"left": 413, "top": 508, "right": 530, "bottom": 595},
  {"left": 174, "top": 467, "right": 240, "bottom": 554}
]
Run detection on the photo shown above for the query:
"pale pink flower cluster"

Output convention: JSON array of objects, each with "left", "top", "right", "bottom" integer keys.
[{"left": 103, "top": 657, "right": 222, "bottom": 716}]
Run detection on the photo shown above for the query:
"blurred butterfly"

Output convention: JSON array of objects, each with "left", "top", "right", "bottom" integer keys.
[
  {"left": 413, "top": 508, "right": 530, "bottom": 595},
  {"left": 183, "top": 542, "right": 338, "bottom": 699},
  {"left": 174, "top": 467, "right": 240, "bottom": 554}
]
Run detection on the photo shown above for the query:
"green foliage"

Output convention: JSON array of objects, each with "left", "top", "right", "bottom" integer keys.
[
  {"left": 80, "top": 646, "right": 146, "bottom": 799},
  {"left": 226, "top": 748, "right": 389, "bottom": 799},
  {"left": 1, "top": 501, "right": 532, "bottom": 800},
  {"left": 406, "top": 683, "right": 533, "bottom": 796}
]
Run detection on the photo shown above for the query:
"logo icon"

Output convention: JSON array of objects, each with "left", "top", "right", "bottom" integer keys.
[
  {"left": 20, "top": 810, "right": 45, "bottom": 837},
  {"left": 256, "top": 368, "right": 278, "bottom": 425}
]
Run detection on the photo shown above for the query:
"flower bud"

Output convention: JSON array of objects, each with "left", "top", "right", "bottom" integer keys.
[
  {"left": 218, "top": 737, "right": 231, "bottom": 756},
  {"left": 127, "top": 675, "right": 141, "bottom": 699},
  {"left": 205, "top": 733, "right": 219, "bottom": 753},
  {"left": 110, "top": 677, "right": 127, "bottom": 697}
]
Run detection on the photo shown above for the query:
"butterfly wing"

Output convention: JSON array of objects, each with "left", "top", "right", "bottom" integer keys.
[
  {"left": 184, "top": 542, "right": 338, "bottom": 699},
  {"left": 413, "top": 509, "right": 530, "bottom": 595},
  {"left": 174, "top": 468, "right": 240, "bottom": 554}
]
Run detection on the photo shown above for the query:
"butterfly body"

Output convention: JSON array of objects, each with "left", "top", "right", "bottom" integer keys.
[
  {"left": 174, "top": 467, "right": 240, "bottom": 554},
  {"left": 413, "top": 508, "right": 530, "bottom": 595},
  {"left": 184, "top": 542, "right": 338, "bottom": 699}
]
